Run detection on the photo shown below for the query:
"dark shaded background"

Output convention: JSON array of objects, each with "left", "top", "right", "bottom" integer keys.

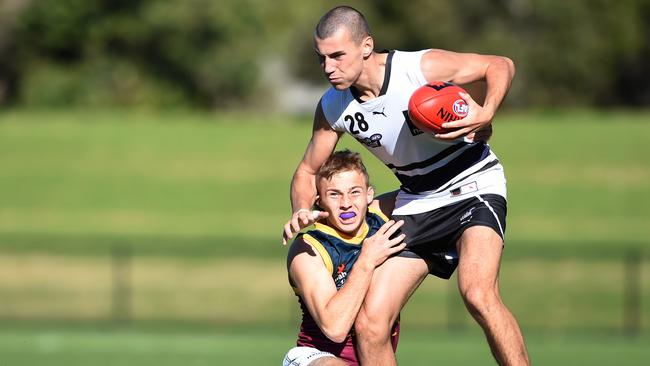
[{"left": 1, "top": 0, "right": 648, "bottom": 110}]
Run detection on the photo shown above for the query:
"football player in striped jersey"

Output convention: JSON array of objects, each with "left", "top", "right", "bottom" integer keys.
[{"left": 283, "top": 5, "right": 529, "bottom": 366}]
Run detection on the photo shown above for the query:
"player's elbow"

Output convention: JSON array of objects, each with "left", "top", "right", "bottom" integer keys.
[
  {"left": 293, "top": 162, "right": 317, "bottom": 184},
  {"left": 291, "top": 164, "right": 316, "bottom": 193},
  {"left": 321, "top": 324, "right": 349, "bottom": 344},
  {"left": 325, "top": 330, "right": 348, "bottom": 344},
  {"left": 295, "top": 163, "right": 316, "bottom": 178},
  {"left": 501, "top": 56, "right": 515, "bottom": 79}
]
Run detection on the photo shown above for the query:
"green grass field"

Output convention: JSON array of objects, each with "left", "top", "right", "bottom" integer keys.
[
  {"left": 1, "top": 109, "right": 649, "bottom": 365},
  {"left": 1, "top": 326, "right": 648, "bottom": 366}
]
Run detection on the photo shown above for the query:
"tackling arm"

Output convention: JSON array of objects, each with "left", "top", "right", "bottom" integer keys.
[
  {"left": 288, "top": 220, "right": 405, "bottom": 343},
  {"left": 283, "top": 102, "right": 341, "bottom": 244}
]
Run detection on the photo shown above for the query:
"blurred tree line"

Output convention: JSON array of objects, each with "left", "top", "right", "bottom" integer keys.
[{"left": 0, "top": 0, "right": 648, "bottom": 110}]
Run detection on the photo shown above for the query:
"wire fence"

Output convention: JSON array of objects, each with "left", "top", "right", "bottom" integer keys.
[{"left": 0, "top": 245, "right": 646, "bottom": 335}]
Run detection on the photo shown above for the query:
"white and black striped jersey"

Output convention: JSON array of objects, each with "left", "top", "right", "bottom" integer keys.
[{"left": 320, "top": 50, "right": 506, "bottom": 215}]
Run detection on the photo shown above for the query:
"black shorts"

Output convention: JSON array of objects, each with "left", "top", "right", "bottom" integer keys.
[{"left": 393, "top": 194, "right": 507, "bottom": 279}]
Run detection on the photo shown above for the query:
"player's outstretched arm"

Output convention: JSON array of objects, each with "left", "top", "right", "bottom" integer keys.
[
  {"left": 420, "top": 49, "right": 515, "bottom": 140},
  {"left": 288, "top": 220, "right": 406, "bottom": 343},
  {"left": 283, "top": 102, "right": 341, "bottom": 245}
]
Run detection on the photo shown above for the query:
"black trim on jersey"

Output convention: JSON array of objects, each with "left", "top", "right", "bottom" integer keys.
[
  {"left": 436, "top": 158, "right": 500, "bottom": 193},
  {"left": 378, "top": 50, "right": 394, "bottom": 96},
  {"left": 350, "top": 50, "right": 394, "bottom": 103},
  {"left": 386, "top": 142, "right": 471, "bottom": 171},
  {"left": 395, "top": 143, "right": 492, "bottom": 193}
]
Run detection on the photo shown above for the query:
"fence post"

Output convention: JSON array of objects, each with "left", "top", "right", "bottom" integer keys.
[
  {"left": 111, "top": 244, "right": 132, "bottom": 324},
  {"left": 623, "top": 249, "right": 641, "bottom": 336}
]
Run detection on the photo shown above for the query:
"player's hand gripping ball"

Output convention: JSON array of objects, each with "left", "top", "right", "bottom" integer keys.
[{"left": 408, "top": 82, "right": 469, "bottom": 135}]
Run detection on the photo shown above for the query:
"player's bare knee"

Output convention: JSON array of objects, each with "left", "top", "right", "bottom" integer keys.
[
  {"left": 354, "top": 312, "right": 391, "bottom": 342},
  {"left": 461, "top": 285, "right": 500, "bottom": 315}
]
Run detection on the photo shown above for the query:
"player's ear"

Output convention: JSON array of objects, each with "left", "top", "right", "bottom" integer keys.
[
  {"left": 315, "top": 194, "right": 321, "bottom": 207},
  {"left": 362, "top": 36, "right": 373, "bottom": 59},
  {"left": 366, "top": 186, "right": 375, "bottom": 205}
]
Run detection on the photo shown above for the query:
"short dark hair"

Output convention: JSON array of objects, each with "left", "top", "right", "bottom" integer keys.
[
  {"left": 316, "top": 149, "right": 370, "bottom": 188},
  {"left": 315, "top": 6, "right": 371, "bottom": 44}
]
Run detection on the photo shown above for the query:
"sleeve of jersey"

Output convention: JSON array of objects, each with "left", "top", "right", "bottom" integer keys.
[
  {"left": 403, "top": 49, "right": 430, "bottom": 86},
  {"left": 319, "top": 89, "right": 347, "bottom": 132}
]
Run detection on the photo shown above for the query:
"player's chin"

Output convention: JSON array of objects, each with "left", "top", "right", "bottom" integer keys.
[
  {"left": 336, "top": 216, "right": 361, "bottom": 233},
  {"left": 330, "top": 80, "right": 352, "bottom": 90},
  {"left": 336, "top": 224, "right": 359, "bottom": 235}
]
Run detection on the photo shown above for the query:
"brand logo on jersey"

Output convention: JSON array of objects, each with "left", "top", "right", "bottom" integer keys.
[
  {"left": 337, "top": 263, "right": 346, "bottom": 274},
  {"left": 357, "top": 133, "right": 382, "bottom": 148},
  {"left": 453, "top": 99, "right": 469, "bottom": 117},
  {"left": 402, "top": 110, "right": 423, "bottom": 136},
  {"left": 372, "top": 107, "right": 387, "bottom": 117}
]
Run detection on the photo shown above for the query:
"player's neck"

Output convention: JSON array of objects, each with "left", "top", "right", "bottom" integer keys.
[{"left": 352, "top": 52, "right": 387, "bottom": 101}]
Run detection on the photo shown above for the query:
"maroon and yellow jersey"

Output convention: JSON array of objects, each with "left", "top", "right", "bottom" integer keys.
[{"left": 290, "top": 207, "right": 400, "bottom": 365}]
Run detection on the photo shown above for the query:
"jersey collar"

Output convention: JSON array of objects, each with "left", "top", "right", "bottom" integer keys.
[
  {"left": 350, "top": 50, "right": 394, "bottom": 103},
  {"left": 313, "top": 219, "right": 369, "bottom": 245}
]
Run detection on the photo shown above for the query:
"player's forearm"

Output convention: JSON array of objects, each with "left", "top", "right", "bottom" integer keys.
[
  {"left": 290, "top": 167, "right": 317, "bottom": 212},
  {"left": 482, "top": 56, "right": 515, "bottom": 117},
  {"left": 318, "top": 258, "right": 375, "bottom": 343}
]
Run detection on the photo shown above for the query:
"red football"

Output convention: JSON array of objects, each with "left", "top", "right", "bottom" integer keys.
[{"left": 408, "top": 82, "right": 469, "bottom": 134}]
